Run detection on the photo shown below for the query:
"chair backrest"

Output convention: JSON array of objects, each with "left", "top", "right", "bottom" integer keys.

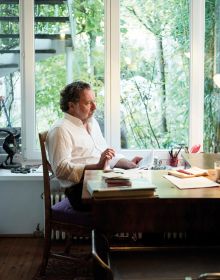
[{"left": 39, "top": 131, "right": 52, "bottom": 223}]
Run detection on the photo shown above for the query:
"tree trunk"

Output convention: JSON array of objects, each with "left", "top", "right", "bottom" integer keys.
[
  {"left": 88, "top": 32, "right": 96, "bottom": 77},
  {"left": 214, "top": 0, "right": 220, "bottom": 152},
  {"left": 157, "top": 36, "right": 168, "bottom": 133}
]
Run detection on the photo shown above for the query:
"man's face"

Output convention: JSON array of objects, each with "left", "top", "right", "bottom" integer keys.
[{"left": 69, "top": 88, "right": 96, "bottom": 123}]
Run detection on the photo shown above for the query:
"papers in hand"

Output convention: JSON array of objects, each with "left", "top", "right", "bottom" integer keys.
[
  {"left": 87, "top": 178, "right": 156, "bottom": 198},
  {"left": 164, "top": 175, "right": 220, "bottom": 189},
  {"left": 168, "top": 167, "right": 208, "bottom": 178},
  {"left": 137, "top": 150, "right": 154, "bottom": 169}
]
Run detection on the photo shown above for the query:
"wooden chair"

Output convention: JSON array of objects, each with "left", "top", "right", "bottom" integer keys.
[{"left": 38, "top": 131, "right": 92, "bottom": 276}]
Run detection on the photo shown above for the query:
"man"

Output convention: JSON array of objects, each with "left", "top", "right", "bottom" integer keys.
[{"left": 46, "top": 81, "right": 142, "bottom": 210}]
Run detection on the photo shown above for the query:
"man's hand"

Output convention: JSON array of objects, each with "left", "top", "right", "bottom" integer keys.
[
  {"left": 84, "top": 148, "right": 115, "bottom": 171},
  {"left": 97, "top": 148, "right": 115, "bottom": 169},
  {"left": 114, "top": 156, "right": 143, "bottom": 169},
  {"left": 131, "top": 156, "right": 143, "bottom": 165},
  {"left": 116, "top": 158, "right": 136, "bottom": 169}
]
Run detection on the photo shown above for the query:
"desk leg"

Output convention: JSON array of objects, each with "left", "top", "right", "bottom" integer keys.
[
  {"left": 197, "top": 273, "right": 220, "bottom": 279},
  {"left": 91, "top": 229, "right": 114, "bottom": 280}
]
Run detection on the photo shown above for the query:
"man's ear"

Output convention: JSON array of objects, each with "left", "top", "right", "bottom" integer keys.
[
  {"left": 67, "top": 101, "right": 78, "bottom": 115},
  {"left": 68, "top": 101, "right": 76, "bottom": 111},
  {"left": 68, "top": 101, "right": 73, "bottom": 108}
]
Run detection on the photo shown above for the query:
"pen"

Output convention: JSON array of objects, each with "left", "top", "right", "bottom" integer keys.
[
  {"left": 177, "top": 169, "right": 193, "bottom": 175},
  {"left": 173, "top": 146, "right": 182, "bottom": 158},
  {"left": 169, "top": 149, "right": 173, "bottom": 157}
]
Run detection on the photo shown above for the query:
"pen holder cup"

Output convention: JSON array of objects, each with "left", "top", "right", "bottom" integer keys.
[{"left": 169, "top": 157, "right": 178, "bottom": 167}]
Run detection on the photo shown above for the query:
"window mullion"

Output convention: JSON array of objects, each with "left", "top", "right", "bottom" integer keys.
[
  {"left": 106, "top": 0, "right": 120, "bottom": 149},
  {"left": 189, "top": 0, "right": 205, "bottom": 150},
  {"left": 20, "top": 0, "right": 36, "bottom": 160}
]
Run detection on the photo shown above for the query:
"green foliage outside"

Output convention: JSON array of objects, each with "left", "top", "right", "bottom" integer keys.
[
  {"left": 0, "top": 0, "right": 219, "bottom": 152},
  {"left": 34, "top": 0, "right": 105, "bottom": 133},
  {"left": 120, "top": 0, "right": 189, "bottom": 149},
  {"left": 204, "top": 0, "right": 220, "bottom": 152}
]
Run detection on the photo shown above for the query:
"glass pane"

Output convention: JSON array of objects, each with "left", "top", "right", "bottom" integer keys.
[
  {"left": 34, "top": 0, "right": 105, "bottom": 138},
  {"left": 204, "top": 0, "right": 220, "bottom": 152},
  {"left": 120, "top": 0, "right": 190, "bottom": 149},
  {"left": 0, "top": 1, "right": 21, "bottom": 161}
]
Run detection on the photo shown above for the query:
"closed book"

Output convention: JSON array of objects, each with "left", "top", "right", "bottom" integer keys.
[
  {"left": 87, "top": 179, "right": 156, "bottom": 199},
  {"left": 105, "top": 178, "right": 132, "bottom": 187},
  {"left": 168, "top": 167, "right": 208, "bottom": 178}
]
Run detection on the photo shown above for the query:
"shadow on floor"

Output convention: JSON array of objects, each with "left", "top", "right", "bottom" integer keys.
[{"left": 111, "top": 248, "right": 220, "bottom": 280}]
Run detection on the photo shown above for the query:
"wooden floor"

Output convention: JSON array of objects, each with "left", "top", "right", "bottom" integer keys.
[
  {"left": 1, "top": 237, "right": 220, "bottom": 280},
  {"left": 0, "top": 237, "right": 44, "bottom": 280}
]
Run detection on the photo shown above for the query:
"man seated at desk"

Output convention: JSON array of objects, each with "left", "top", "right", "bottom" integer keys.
[{"left": 46, "top": 81, "right": 142, "bottom": 211}]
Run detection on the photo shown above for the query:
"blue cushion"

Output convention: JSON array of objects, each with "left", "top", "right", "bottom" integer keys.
[{"left": 52, "top": 197, "right": 92, "bottom": 227}]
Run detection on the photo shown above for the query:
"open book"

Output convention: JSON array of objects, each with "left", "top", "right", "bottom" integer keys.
[
  {"left": 168, "top": 167, "right": 209, "bottom": 178},
  {"left": 87, "top": 178, "right": 156, "bottom": 199}
]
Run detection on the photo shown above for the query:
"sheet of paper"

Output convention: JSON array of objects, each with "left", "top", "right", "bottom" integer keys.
[
  {"left": 103, "top": 169, "right": 144, "bottom": 180},
  {"left": 164, "top": 175, "right": 220, "bottom": 189},
  {"left": 102, "top": 172, "right": 131, "bottom": 180}
]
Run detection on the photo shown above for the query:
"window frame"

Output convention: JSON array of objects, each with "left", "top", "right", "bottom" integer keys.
[{"left": 20, "top": 0, "right": 205, "bottom": 161}]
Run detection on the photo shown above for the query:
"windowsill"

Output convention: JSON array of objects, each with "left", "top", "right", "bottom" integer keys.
[{"left": 0, "top": 168, "right": 43, "bottom": 181}]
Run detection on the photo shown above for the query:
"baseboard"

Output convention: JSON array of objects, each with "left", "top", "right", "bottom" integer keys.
[{"left": 0, "top": 233, "right": 40, "bottom": 237}]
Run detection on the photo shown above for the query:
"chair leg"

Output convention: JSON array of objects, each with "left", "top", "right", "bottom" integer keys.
[
  {"left": 64, "top": 233, "right": 73, "bottom": 255},
  {"left": 39, "top": 226, "right": 52, "bottom": 276}
]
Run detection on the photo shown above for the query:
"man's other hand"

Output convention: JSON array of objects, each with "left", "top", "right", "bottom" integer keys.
[
  {"left": 131, "top": 156, "right": 143, "bottom": 165},
  {"left": 115, "top": 158, "right": 142, "bottom": 169}
]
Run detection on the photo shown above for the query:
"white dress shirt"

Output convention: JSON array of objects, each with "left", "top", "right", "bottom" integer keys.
[{"left": 46, "top": 113, "right": 124, "bottom": 188}]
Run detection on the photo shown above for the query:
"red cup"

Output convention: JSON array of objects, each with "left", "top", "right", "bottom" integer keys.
[{"left": 169, "top": 157, "right": 178, "bottom": 167}]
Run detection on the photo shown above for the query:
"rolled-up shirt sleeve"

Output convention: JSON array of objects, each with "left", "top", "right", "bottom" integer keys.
[{"left": 46, "top": 127, "right": 85, "bottom": 185}]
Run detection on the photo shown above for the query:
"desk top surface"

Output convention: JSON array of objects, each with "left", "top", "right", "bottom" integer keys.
[
  {"left": 82, "top": 169, "right": 220, "bottom": 201},
  {"left": 182, "top": 152, "right": 220, "bottom": 169}
]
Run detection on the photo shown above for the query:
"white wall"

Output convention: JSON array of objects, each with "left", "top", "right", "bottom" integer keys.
[{"left": 0, "top": 169, "right": 63, "bottom": 235}]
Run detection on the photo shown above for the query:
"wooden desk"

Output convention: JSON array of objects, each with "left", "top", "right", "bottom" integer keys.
[
  {"left": 182, "top": 152, "right": 220, "bottom": 169},
  {"left": 82, "top": 170, "right": 220, "bottom": 236}
]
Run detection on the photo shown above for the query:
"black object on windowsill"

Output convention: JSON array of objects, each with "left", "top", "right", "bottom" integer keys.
[
  {"left": 11, "top": 167, "right": 31, "bottom": 174},
  {"left": 0, "top": 128, "right": 21, "bottom": 169}
]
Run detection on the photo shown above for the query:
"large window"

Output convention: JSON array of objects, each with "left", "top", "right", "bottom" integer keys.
[
  {"left": 1, "top": 0, "right": 217, "bottom": 160},
  {"left": 204, "top": 0, "right": 220, "bottom": 152},
  {"left": 120, "top": 0, "right": 190, "bottom": 150},
  {"left": 34, "top": 0, "right": 105, "bottom": 138}
]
